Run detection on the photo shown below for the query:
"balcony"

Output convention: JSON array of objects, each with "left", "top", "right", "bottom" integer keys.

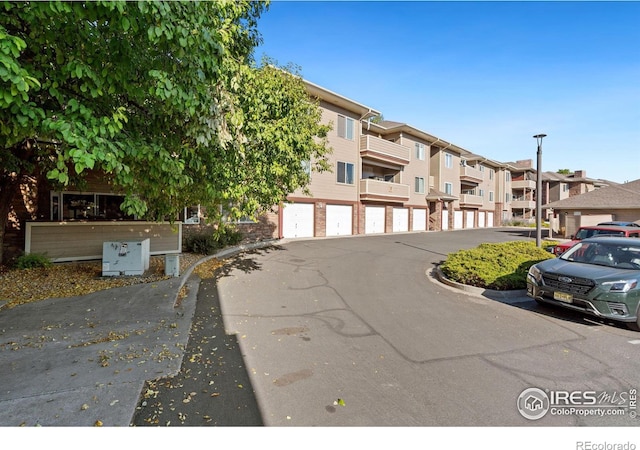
[
  {"left": 460, "top": 165, "right": 483, "bottom": 184},
  {"left": 360, "top": 179, "right": 410, "bottom": 203},
  {"left": 511, "top": 179, "right": 536, "bottom": 189},
  {"left": 360, "top": 135, "right": 410, "bottom": 166},
  {"left": 459, "top": 194, "right": 483, "bottom": 206},
  {"left": 511, "top": 199, "right": 536, "bottom": 209}
]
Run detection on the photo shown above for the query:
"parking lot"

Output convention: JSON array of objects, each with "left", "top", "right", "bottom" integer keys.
[{"left": 215, "top": 228, "right": 640, "bottom": 426}]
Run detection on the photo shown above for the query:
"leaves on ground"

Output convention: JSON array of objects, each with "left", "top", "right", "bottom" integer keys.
[{"left": 0, "top": 253, "right": 204, "bottom": 309}]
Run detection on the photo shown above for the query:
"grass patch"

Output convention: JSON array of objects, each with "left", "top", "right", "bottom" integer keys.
[{"left": 440, "top": 241, "right": 555, "bottom": 290}]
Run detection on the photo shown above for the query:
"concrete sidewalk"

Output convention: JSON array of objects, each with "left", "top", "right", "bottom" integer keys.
[
  {"left": 0, "top": 241, "right": 276, "bottom": 427},
  {"left": 0, "top": 273, "right": 200, "bottom": 426}
]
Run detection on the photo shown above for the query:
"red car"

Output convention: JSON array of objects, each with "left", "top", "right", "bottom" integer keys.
[{"left": 553, "top": 225, "right": 640, "bottom": 256}]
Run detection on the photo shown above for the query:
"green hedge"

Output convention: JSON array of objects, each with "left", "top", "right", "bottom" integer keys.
[
  {"left": 440, "top": 241, "right": 555, "bottom": 290},
  {"left": 184, "top": 226, "right": 243, "bottom": 255}
]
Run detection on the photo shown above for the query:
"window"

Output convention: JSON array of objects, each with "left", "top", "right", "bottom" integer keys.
[
  {"left": 445, "top": 153, "right": 453, "bottom": 169},
  {"left": 301, "top": 159, "right": 311, "bottom": 178},
  {"left": 506, "top": 193, "right": 511, "bottom": 203},
  {"left": 337, "top": 161, "right": 355, "bottom": 185},
  {"left": 479, "top": 165, "right": 485, "bottom": 172},
  {"left": 52, "top": 191, "right": 134, "bottom": 221},
  {"left": 562, "top": 183, "right": 569, "bottom": 192},
  {"left": 479, "top": 189, "right": 484, "bottom": 197},
  {"left": 337, "top": 115, "right": 354, "bottom": 140},
  {"left": 444, "top": 182, "right": 453, "bottom": 195},
  {"left": 489, "top": 168, "right": 494, "bottom": 180},
  {"left": 415, "top": 177, "right": 425, "bottom": 194},
  {"left": 415, "top": 143, "right": 425, "bottom": 160},
  {"left": 505, "top": 171, "right": 511, "bottom": 182},
  {"left": 489, "top": 191, "right": 494, "bottom": 202}
]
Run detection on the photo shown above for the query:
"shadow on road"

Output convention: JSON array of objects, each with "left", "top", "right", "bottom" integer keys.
[
  {"left": 215, "top": 245, "right": 286, "bottom": 279},
  {"left": 131, "top": 276, "right": 265, "bottom": 426}
]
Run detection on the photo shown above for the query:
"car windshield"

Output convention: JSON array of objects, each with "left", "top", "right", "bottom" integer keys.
[
  {"left": 574, "top": 229, "right": 626, "bottom": 239},
  {"left": 560, "top": 241, "right": 640, "bottom": 269}
]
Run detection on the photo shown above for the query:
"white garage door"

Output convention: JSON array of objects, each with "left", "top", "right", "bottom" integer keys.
[
  {"left": 454, "top": 211, "right": 464, "bottom": 229},
  {"left": 412, "top": 209, "right": 426, "bottom": 231},
  {"left": 478, "top": 212, "right": 486, "bottom": 228},
  {"left": 282, "top": 203, "right": 314, "bottom": 238},
  {"left": 465, "top": 211, "right": 474, "bottom": 228},
  {"left": 487, "top": 212, "right": 494, "bottom": 227},
  {"left": 365, "top": 206, "right": 385, "bottom": 234},
  {"left": 326, "top": 205, "right": 352, "bottom": 236},
  {"left": 442, "top": 210, "right": 449, "bottom": 230},
  {"left": 393, "top": 208, "right": 409, "bottom": 232}
]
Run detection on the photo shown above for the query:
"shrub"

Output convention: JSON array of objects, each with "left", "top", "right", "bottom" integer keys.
[
  {"left": 15, "top": 253, "right": 53, "bottom": 269},
  {"left": 184, "top": 226, "right": 243, "bottom": 255},
  {"left": 440, "top": 241, "right": 554, "bottom": 290}
]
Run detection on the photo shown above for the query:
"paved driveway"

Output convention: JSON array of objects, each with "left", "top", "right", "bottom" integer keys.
[{"left": 216, "top": 229, "right": 640, "bottom": 426}]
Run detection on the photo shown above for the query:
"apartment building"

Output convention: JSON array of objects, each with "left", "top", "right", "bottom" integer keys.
[
  {"left": 505, "top": 159, "right": 537, "bottom": 220},
  {"left": 541, "top": 170, "right": 606, "bottom": 204},
  {"left": 276, "top": 79, "right": 512, "bottom": 239}
]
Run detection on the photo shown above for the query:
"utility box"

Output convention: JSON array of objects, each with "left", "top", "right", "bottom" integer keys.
[
  {"left": 102, "top": 239, "right": 150, "bottom": 276},
  {"left": 165, "top": 254, "right": 180, "bottom": 277}
]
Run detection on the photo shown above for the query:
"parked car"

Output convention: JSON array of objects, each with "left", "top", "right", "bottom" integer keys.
[
  {"left": 552, "top": 225, "right": 640, "bottom": 256},
  {"left": 597, "top": 221, "right": 640, "bottom": 227},
  {"left": 527, "top": 236, "right": 640, "bottom": 331}
]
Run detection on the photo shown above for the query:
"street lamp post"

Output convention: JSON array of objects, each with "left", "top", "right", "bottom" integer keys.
[{"left": 533, "top": 133, "right": 547, "bottom": 247}]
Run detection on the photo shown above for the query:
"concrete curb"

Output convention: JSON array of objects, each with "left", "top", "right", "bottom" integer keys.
[{"left": 433, "top": 265, "right": 528, "bottom": 300}]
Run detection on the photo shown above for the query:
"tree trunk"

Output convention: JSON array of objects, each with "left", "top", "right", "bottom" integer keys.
[{"left": 0, "top": 175, "right": 21, "bottom": 267}]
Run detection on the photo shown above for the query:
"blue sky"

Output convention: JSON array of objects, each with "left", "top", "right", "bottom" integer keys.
[{"left": 254, "top": 1, "right": 640, "bottom": 184}]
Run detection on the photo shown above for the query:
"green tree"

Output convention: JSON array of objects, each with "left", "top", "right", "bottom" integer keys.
[
  {"left": 557, "top": 169, "right": 571, "bottom": 174},
  {"left": 0, "top": 1, "right": 331, "bottom": 264}
]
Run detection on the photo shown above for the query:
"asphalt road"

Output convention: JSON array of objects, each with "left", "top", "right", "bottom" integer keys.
[{"left": 209, "top": 228, "right": 640, "bottom": 427}]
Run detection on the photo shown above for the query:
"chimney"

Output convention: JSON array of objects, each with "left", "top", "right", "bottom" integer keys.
[{"left": 573, "top": 170, "right": 586, "bottom": 178}]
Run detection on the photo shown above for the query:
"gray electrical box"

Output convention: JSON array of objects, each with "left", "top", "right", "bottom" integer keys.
[
  {"left": 165, "top": 254, "right": 180, "bottom": 277},
  {"left": 102, "top": 239, "right": 150, "bottom": 276}
]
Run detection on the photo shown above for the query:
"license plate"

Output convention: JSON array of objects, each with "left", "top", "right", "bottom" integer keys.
[{"left": 554, "top": 291, "right": 573, "bottom": 303}]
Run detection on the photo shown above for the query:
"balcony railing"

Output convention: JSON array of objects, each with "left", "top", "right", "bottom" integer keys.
[
  {"left": 511, "top": 200, "right": 536, "bottom": 209},
  {"left": 511, "top": 179, "right": 536, "bottom": 189},
  {"left": 360, "top": 135, "right": 410, "bottom": 166},
  {"left": 460, "top": 165, "right": 483, "bottom": 183},
  {"left": 360, "top": 179, "right": 410, "bottom": 203},
  {"left": 459, "top": 194, "right": 483, "bottom": 206}
]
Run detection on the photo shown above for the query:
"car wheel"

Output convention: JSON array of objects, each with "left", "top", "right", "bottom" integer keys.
[
  {"left": 627, "top": 320, "right": 640, "bottom": 332},
  {"left": 627, "top": 307, "right": 640, "bottom": 331}
]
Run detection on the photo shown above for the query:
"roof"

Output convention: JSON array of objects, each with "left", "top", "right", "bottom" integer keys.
[
  {"left": 544, "top": 179, "right": 640, "bottom": 210},
  {"left": 426, "top": 188, "right": 458, "bottom": 202},
  {"left": 366, "top": 120, "right": 473, "bottom": 156},
  {"left": 304, "top": 79, "right": 380, "bottom": 120}
]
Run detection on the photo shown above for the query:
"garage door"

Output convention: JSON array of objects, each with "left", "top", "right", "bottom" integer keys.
[
  {"left": 365, "top": 206, "right": 385, "bottom": 234},
  {"left": 326, "top": 205, "right": 352, "bottom": 236},
  {"left": 478, "top": 212, "right": 486, "bottom": 228},
  {"left": 454, "top": 211, "right": 464, "bottom": 229},
  {"left": 465, "top": 211, "right": 474, "bottom": 228},
  {"left": 487, "top": 212, "right": 494, "bottom": 227},
  {"left": 442, "top": 210, "right": 449, "bottom": 230},
  {"left": 393, "top": 208, "right": 409, "bottom": 232},
  {"left": 282, "top": 203, "right": 314, "bottom": 238},
  {"left": 412, "top": 209, "right": 426, "bottom": 231}
]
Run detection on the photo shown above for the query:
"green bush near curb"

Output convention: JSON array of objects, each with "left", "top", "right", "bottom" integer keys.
[{"left": 440, "top": 241, "right": 556, "bottom": 290}]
